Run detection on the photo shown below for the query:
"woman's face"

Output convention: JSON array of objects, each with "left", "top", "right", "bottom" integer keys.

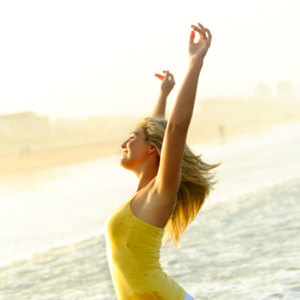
[{"left": 120, "top": 126, "right": 151, "bottom": 170}]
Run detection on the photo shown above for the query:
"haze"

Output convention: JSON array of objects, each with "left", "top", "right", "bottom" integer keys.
[{"left": 0, "top": 0, "right": 299, "bottom": 121}]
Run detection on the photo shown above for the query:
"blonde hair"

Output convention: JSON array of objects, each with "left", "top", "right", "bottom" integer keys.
[{"left": 137, "top": 116, "right": 221, "bottom": 248}]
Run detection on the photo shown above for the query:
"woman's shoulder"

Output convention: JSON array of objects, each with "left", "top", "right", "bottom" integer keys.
[{"left": 134, "top": 184, "right": 176, "bottom": 228}]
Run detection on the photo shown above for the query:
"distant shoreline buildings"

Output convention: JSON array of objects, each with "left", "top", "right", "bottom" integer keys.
[
  {"left": 0, "top": 111, "right": 51, "bottom": 139},
  {"left": 254, "top": 81, "right": 296, "bottom": 102},
  {"left": 0, "top": 96, "right": 299, "bottom": 156}
]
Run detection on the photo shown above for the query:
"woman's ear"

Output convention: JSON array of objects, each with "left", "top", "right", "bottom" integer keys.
[{"left": 149, "top": 146, "right": 158, "bottom": 155}]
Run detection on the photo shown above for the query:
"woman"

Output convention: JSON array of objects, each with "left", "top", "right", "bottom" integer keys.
[{"left": 105, "top": 22, "right": 220, "bottom": 300}]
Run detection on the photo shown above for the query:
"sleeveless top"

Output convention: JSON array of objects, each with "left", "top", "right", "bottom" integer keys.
[{"left": 104, "top": 193, "right": 185, "bottom": 300}]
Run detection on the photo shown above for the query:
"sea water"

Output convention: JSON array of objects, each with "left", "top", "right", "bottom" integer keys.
[{"left": 0, "top": 121, "right": 299, "bottom": 299}]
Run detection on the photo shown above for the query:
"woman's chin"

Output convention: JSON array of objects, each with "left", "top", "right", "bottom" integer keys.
[{"left": 120, "top": 157, "right": 129, "bottom": 168}]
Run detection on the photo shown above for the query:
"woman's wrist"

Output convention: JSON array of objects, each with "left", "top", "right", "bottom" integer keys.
[
  {"left": 189, "top": 57, "right": 204, "bottom": 70},
  {"left": 159, "top": 90, "right": 170, "bottom": 98}
]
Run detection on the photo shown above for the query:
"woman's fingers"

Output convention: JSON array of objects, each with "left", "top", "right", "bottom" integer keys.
[
  {"left": 189, "top": 30, "right": 196, "bottom": 44},
  {"left": 198, "top": 22, "right": 211, "bottom": 41},
  {"left": 154, "top": 73, "right": 165, "bottom": 81},
  {"left": 155, "top": 70, "right": 175, "bottom": 85},
  {"left": 191, "top": 23, "right": 212, "bottom": 42},
  {"left": 170, "top": 75, "right": 175, "bottom": 85},
  {"left": 189, "top": 22, "right": 212, "bottom": 63},
  {"left": 197, "top": 22, "right": 205, "bottom": 29},
  {"left": 191, "top": 24, "right": 207, "bottom": 40},
  {"left": 164, "top": 70, "right": 175, "bottom": 83},
  {"left": 205, "top": 27, "right": 212, "bottom": 41}
]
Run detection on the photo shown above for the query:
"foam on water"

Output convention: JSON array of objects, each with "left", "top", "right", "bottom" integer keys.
[{"left": 1, "top": 176, "right": 299, "bottom": 299}]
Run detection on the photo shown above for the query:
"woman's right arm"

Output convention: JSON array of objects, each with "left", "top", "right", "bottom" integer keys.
[{"left": 151, "top": 70, "right": 175, "bottom": 118}]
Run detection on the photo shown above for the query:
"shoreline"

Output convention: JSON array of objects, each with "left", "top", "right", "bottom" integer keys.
[{"left": 0, "top": 119, "right": 298, "bottom": 178}]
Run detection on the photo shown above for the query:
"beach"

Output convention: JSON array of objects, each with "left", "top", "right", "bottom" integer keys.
[
  {"left": 0, "top": 120, "right": 299, "bottom": 299},
  {"left": 1, "top": 99, "right": 300, "bottom": 177},
  {"left": 1, "top": 0, "right": 300, "bottom": 298}
]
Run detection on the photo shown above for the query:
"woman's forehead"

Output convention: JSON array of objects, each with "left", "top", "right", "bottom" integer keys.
[{"left": 130, "top": 126, "right": 143, "bottom": 135}]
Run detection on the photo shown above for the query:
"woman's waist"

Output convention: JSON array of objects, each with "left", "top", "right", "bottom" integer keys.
[{"left": 109, "top": 246, "right": 161, "bottom": 268}]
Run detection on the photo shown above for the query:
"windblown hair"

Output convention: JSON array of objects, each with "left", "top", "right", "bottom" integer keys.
[{"left": 137, "top": 116, "right": 221, "bottom": 248}]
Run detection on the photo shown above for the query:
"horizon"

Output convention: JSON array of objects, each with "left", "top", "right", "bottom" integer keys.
[{"left": 0, "top": 95, "right": 298, "bottom": 123}]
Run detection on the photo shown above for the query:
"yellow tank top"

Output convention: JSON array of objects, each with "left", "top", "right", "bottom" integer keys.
[{"left": 104, "top": 193, "right": 185, "bottom": 300}]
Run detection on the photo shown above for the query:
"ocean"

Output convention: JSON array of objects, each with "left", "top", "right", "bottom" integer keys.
[{"left": 0, "top": 121, "right": 299, "bottom": 299}]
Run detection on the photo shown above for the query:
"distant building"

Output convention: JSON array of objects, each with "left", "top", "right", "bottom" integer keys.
[
  {"left": 0, "top": 111, "right": 51, "bottom": 139},
  {"left": 254, "top": 83, "right": 272, "bottom": 101},
  {"left": 277, "top": 81, "right": 293, "bottom": 101},
  {"left": 52, "top": 118, "right": 83, "bottom": 135}
]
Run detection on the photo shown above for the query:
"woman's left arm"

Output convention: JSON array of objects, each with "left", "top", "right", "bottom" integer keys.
[
  {"left": 168, "top": 23, "right": 212, "bottom": 128},
  {"left": 151, "top": 70, "right": 175, "bottom": 118},
  {"left": 154, "top": 22, "right": 212, "bottom": 198}
]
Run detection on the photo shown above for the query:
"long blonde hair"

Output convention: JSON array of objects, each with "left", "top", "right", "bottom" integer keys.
[{"left": 138, "top": 116, "right": 221, "bottom": 248}]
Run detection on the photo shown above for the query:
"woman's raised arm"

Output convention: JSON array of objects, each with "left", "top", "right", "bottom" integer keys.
[
  {"left": 154, "top": 22, "right": 212, "bottom": 199},
  {"left": 151, "top": 70, "right": 175, "bottom": 118},
  {"left": 168, "top": 22, "right": 212, "bottom": 128}
]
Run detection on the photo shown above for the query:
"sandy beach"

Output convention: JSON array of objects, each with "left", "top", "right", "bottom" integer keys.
[
  {"left": 0, "top": 119, "right": 283, "bottom": 176},
  {"left": 0, "top": 99, "right": 299, "bottom": 177},
  {"left": 0, "top": 143, "right": 119, "bottom": 176}
]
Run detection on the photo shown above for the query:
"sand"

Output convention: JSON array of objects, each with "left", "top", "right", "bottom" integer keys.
[
  {"left": 1, "top": 98, "right": 299, "bottom": 177},
  {"left": 0, "top": 118, "right": 293, "bottom": 177}
]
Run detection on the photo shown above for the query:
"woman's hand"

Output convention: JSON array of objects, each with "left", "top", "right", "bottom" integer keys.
[
  {"left": 189, "top": 22, "right": 212, "bottom": 66},
  {"left": 151, "top": 70, "right": 175, "bottom": 118},
  {"left": 154, "top": 70, "right": 176, "bottom": 97}
]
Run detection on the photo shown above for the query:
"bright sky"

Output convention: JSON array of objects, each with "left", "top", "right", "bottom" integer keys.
[{"left": 0, "top": 0, "right": 299, "bottom": 120}]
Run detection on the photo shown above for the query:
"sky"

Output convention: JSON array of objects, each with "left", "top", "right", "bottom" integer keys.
[{"left": 0, "top": 0, "right": 299, "bottom": 121}]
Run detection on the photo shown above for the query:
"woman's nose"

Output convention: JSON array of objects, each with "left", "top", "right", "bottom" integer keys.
[{"left": 121, "top": 140, "right": 128, "bottom": 149}]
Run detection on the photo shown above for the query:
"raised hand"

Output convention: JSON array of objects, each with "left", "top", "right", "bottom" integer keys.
[
  {"left": 189, "top": 22, "right": 212, "bottom": 65},
  {"left": 154, "top": 70, "right": 176, "bottom": 97}
]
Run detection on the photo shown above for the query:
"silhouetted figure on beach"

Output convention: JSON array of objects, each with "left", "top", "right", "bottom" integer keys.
[{"left": 218, "top": 124, "right": 226, "bottom": 145}]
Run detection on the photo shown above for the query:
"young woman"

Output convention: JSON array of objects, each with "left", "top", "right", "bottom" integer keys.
[{"left": 105, "top": 22, "right": 220, "bottom": 300}]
